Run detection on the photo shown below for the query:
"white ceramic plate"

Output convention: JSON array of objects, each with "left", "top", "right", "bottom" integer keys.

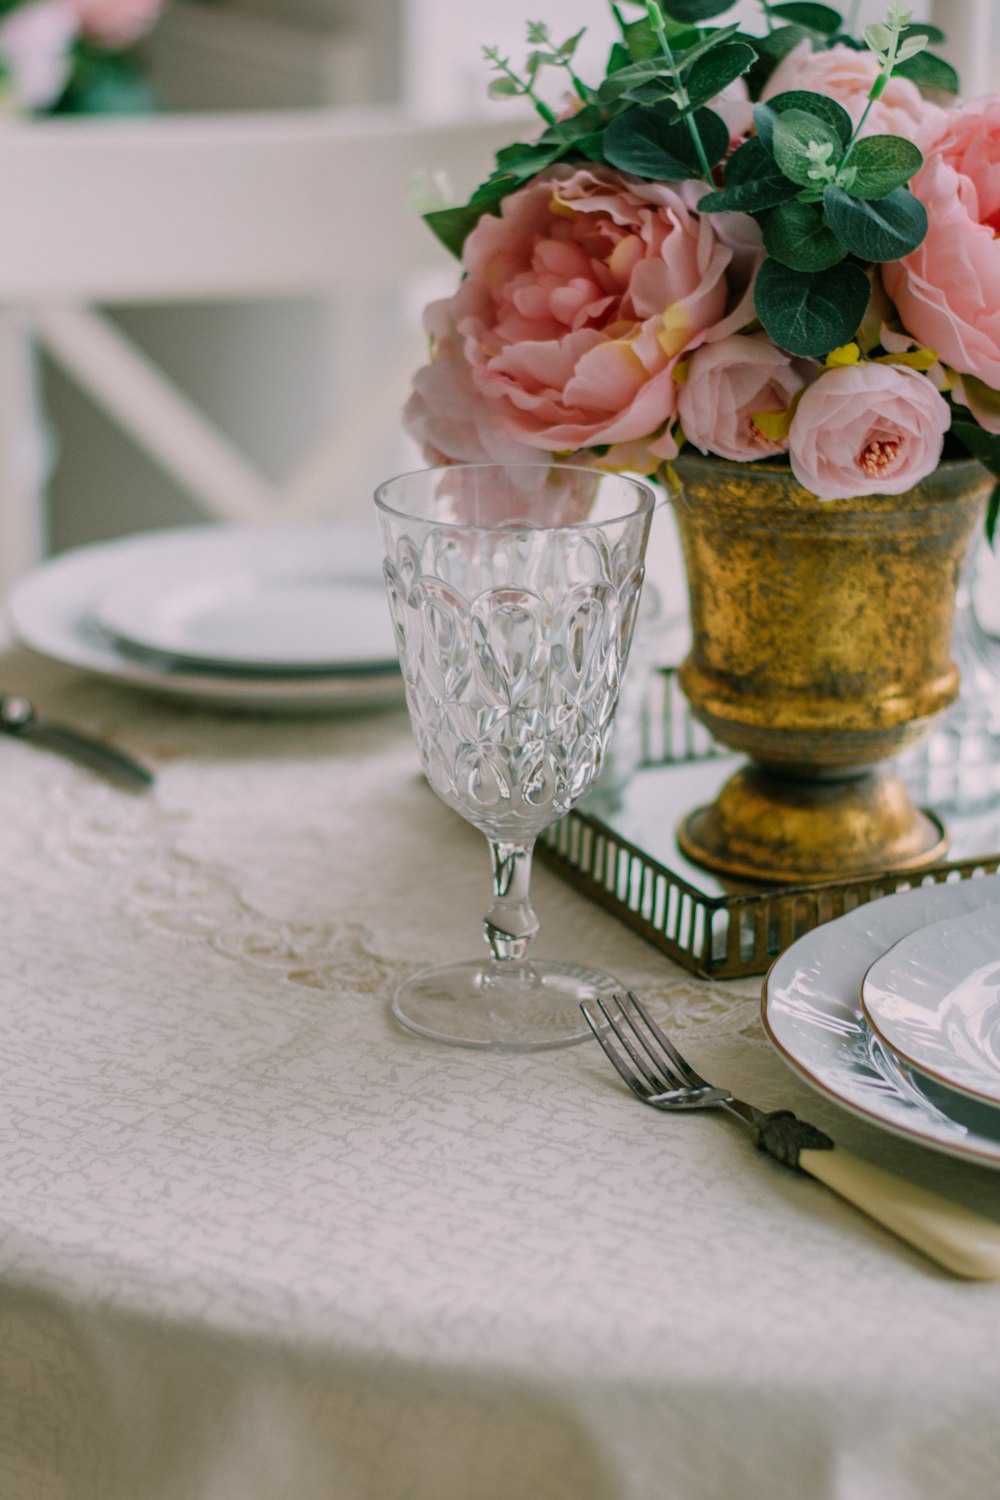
[
  {"left": 7, "top": 526, "right": 405, "bottom": 714},
  {"left": 861, "top": 905, "right": 1000, "bottom": 1108},
  {"left": 762, "top": 876, "right": 1000, "bottom": 1169},
  {"left": 94, "top": 528, "right": 396, "bottom": 671}
]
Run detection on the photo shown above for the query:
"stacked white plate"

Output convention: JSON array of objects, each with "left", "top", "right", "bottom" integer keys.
[
  {"left": 7, "top": 525, "right": 403, "bottom": 712},
  {"left": 763, "top": 873, "right": 1000, "bottom": 1169}
]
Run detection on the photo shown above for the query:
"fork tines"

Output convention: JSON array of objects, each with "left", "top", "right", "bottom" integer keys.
[{"left": 582, "top": 991, "right": 700, "bottom": 1103}]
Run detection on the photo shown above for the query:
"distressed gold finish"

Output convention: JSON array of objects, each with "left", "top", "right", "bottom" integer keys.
[{"left": 672, "top": 454, "right": 989, "bottom": 884}]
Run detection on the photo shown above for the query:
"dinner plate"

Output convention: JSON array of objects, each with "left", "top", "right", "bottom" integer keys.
[
  {"left": 762, "top": 875, "right": 1000, "bottom": 1169},
  {"left": 94, "top": 529, "right": 396, "bottom": 671},
  {"left": 7, "top": 526, "right": 405, "bottom": 714},
  {"left": 861, "top": 905, "right": 1000, "bottom": 1108}
]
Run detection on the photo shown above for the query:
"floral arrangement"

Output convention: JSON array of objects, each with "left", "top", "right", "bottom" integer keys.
[
  {"left": 0, "top": 0, "right": 165, "bottom": 114},
  {"left": 405, "top": 1, "right": 1000, "bottom": 532}
]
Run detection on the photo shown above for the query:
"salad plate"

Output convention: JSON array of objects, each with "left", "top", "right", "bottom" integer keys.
[
  {"left": 93, "top": 528, "right": 396, "bottom": 672},
  {"left": 762, "top": 875, "right": 1000, "bottom": 1169},
  {"left": 8, "top": 525, "right": 404, "bottom": 713},
  {"left": 861, "top": 905, "right": 1000, "bottom": 1108}
]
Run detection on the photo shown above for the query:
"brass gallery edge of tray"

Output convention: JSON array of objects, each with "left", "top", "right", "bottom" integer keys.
[{"left": 537, "top": 805, "right": 1000, "bottom": 981}]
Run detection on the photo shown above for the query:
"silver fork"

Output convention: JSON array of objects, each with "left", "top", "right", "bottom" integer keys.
[{"left": 582, "top": 991, "right": 1000, "bottom": 1280}]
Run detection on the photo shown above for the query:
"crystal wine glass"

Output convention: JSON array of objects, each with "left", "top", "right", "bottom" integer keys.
[{"left": 375, "top": 462, "right": 654, "bottom": 1051}]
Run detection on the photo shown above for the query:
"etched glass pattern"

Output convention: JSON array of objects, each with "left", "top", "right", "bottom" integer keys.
[{"left": 376, "top": 464, "right": 653, "bottom": 1051}]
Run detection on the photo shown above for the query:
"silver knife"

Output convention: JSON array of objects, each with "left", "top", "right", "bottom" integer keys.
[{"left": 0, "top": 695, "right": 154, "bottom": 790}]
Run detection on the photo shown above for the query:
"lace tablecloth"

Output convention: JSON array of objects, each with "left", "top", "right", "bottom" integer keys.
[{"left": 1, "top": 643, "right": 998, "bottom": 1500}]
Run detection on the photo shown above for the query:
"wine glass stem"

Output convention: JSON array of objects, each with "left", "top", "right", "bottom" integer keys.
[{"left": 483, "top": 839, "right": 541, "bottom": 963}]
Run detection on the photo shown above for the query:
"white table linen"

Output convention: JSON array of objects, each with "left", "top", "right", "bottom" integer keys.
[{"left": 1, "top": 643, "right": 998, "bottom": 1500}]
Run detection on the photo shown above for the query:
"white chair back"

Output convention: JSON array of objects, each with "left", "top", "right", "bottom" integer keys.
[{"left": 0, "top": 108, "right": 517, "bottom": 585}]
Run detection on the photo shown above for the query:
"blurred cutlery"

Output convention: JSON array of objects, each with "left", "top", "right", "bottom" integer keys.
[{"left": 0, "top": 694, "right": 154, "bottom": 790}]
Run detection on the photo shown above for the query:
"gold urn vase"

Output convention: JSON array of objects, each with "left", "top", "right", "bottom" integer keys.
[{"left": 672, "top": 453, "right": 990, "bottom": 884}]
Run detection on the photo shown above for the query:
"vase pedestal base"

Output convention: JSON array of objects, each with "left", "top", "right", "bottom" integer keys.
[{"left": 677, "top": 762, "right": 948, "bottom": 886}]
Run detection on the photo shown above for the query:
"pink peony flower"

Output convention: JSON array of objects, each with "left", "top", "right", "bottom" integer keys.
[
  {"left": 883, "top": 100, "right": 1000, "bottom": 426},
  {"left": 0, "top": 0, "right": 76, "bottom": 110},
  {"left": 404, "top": 165, "right": 748, "bottom": 474},
  {"left": 761, "top": 40, "right": 945, "bottom": 140},
  {"left": 678, "top": 333, "right": 816, "bottom": 462},
  {"left": 788, "top": 362, "right": 950, "bottom": 501},
  {"left": 70, "top": 0, "right": 163, "bottom": 48}
]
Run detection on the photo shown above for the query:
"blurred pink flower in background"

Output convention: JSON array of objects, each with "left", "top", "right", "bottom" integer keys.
[
  {"left": 405, "top": 165, "right": 744, "bottom": 474},
  {"left": 0, "top": 0, "right": 76, "bottom": 110},
  {"left": 788, "top": 362, "right": 950, "bottom": 500},
  {"left": 678, "top": 333, "right": 816, "bottom": 462},
  {"left": 712, "top": 77, "right": 754, "bottom": 150},
  {"left": 762, "top": 40, "right": 945, "bottom": 140},
  {"left": 883, "top": 99, "right": 1000, "bottom": 427},
  {"left": 70, "top": 0, "right": 163, "bottom": 49}
]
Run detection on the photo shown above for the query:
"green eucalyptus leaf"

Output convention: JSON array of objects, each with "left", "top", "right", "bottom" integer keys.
[
  {"left": 487, "top": 77, "right": 522, "bottom": 99},
  {"left": 951, "top": 421, "right": 1000, "bottom": 476},
  {"left": 682, "top": 39, "right": 756, "bottom": 109},
  {"left": 622, "top": 77, "right": 679, "bottom": 104},
  {"left": 573, "top": 132, "right": 611, "bottom": 163},
  {"left": 659, "top": 0, "right": 735, "bottom": 20},
  {"left": 894, "top": 50, "right": 959, "bottom": 94},
  {"left": 989, "top": 485, "right": 1000, "bottom": 548},
  {"left": 699, "top": 178, "right": 799, "bottom": 212},
  {"left": 951, "top": 420, "right": 1000, "bottom": 542},
  {"left": 823, "top": 184, "right": 928, "bottom": 261},
  {"left": 605, "top": 41, "right": 633, "bottom": 75},
  {"left": 763, "top": 199, "right": 848, "bottom": 272},
  {"left": 753, "top": 257, "right": 870, "bottom": 356},
  {"left": 843, "top": 135, "right": 922, "bottom": 199},
  {"left": 769, "top": 3, "right": 842, "bottom": 33},
  {"left": 903, "top": 22, "right": 946, "bottom": 45},
  {"left": 772, "top": 108, "right": 843, "bottom": 187},
  {"left": 598, "top": 57, "right": 674, "bottom": 104},
  {"left": 755, "top": 89, "right": 853, "bottom": 146},
  {"left": 669, "top": 23, "right": 740, "bottom": 68},
  {"left": 620, "top": 17, "right": 660, "bottom": 61},
  {"left": 538, "top": 104, "right": 607, "bottom": 144},
  {"left": 603, "top": 103, "right": 729, "bottom": 179},
  {"left": 699, "top": 136, "right": 799, "bottom": 211},
  {"left": 424, "top": 201, "right": 497, "bottom": 258},
  {"left": 493, "top": 140, "right": 561, "bottom": 176},
  {"left": 752, "top": 23, "right": 812, "bottom": 60}
]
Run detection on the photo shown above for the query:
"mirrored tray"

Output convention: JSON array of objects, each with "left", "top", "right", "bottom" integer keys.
[{"left": 537, "top": 667, "right": 1000, "bottom": 980}]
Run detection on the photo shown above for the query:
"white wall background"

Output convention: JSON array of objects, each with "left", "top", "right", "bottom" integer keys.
[{"left": 42, "top": 0, "right": 997, "bottom": 555}]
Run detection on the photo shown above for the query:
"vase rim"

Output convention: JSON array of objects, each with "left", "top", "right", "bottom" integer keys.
[{"left": 672, "top": 453, "right": 985, "bottom": 479}]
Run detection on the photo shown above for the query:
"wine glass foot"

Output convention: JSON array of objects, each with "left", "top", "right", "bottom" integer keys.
[{"left": 390, "top": 958, "right": 622, "bottom": 1051}]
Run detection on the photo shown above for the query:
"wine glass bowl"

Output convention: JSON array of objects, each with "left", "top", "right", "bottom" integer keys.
[{"left": 375, "top": 463, "right": 654, "bottom": 1050}]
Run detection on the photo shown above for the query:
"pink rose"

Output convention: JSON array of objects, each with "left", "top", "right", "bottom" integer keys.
[
  {"left": 762, "top": 40, "right": 944, "bottom": 140},
  {"left": 883, "top": 100, "right": 1000, "bottom": 425},
  {"left": 70, "top": 0, "right": 163, "bottom": 48},
  {"left": 788, "top": 363, "right": 950, "bottom": 501},
  {"left": 678, "top": 333, "right": 816, "bottom": 462},
  {"left": 0, "top": 0, "right": 76, "bottom": 110},
  {"left": 405, "top": 165, "right": 744, "bottom": 473}
]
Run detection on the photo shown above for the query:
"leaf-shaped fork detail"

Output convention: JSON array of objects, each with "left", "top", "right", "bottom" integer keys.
[{"left": 582, "top": 992, "right": 1000, "bottom": 1280}]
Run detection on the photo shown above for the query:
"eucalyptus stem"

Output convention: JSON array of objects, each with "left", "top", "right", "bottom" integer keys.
[
  {"left": 837, "top": 7, "right": 904, "bottom": 176},
  {"left": 559, "top": 59, "right": 592, "bottom": 103},
  {"left": 645, "top": 0, "right": 714, "bottom": 181},
  {"left": 487, "top": 49, "right": 558, "bottom": 125},
  {"left": 760, "top": 0, "right": 775, "bottom": 34}
]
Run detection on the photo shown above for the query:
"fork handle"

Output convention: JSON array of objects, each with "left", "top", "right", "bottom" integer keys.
[{"left": 799, "top": 1146, "right": 1000, "bottom": 1280}]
